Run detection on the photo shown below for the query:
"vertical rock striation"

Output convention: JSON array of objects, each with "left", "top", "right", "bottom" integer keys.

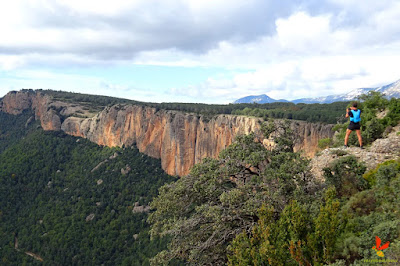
[
  {"left": 1, "top": 90, "right": 61, "bottom": 131},
  {"left": 61, "top": 105, "right": 262, "bottom": 176},
  {"left": 1, "top": 91, "right": 334, "bottom": 176}
]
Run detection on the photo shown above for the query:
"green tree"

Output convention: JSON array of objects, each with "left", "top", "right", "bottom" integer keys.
[
  {"left": 228, "top": 188, "right": 343, "bottom": 265},
  {"left": 314, "top": 187, "right": 341, "bottom": 262},
  {"left": 148, "top": 121, "right": 317, "bottom": 265}
]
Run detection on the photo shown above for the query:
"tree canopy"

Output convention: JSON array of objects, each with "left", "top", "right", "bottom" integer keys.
[
  {"left": 148, "top": 116, "right": 400, "bottom": 265},
  {"left": 0, "top": 113, "right": 178, "bottom": 265},
  {"left": 148, "top": 121, "right": 321, "bottom": 265}
]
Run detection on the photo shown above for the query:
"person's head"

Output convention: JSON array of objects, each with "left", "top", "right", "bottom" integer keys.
[{"left": 352, "top": 102, "right": 358, "bottom": 108}]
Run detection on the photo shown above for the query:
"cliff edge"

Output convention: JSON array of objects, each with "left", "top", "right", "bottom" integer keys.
[
  {"left": 0, "top": 90, "right": 335, "bottom": 176},
  {"left": 311, "top": 124, "right": 400, "bottom": 180}
]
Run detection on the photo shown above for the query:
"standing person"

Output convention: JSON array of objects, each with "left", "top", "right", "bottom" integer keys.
[{"left": 344, "top": 102, "right": 363, "bottom": 148}]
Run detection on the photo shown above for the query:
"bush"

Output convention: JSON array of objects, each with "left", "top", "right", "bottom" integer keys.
[
  {"left": 341, "top": 190, "right": 377, "bottom": 216},
  {"left": 372, "top": 220, "right": 400, "bottom": 243},
  {"left": 358, "top": 91, "right": 389, "bottom": 112},
  {"left": 323, "top": 156, "right": 367, "bottom": 198},
  {"left": 385, "top": 239, "right": 400, "bottom": 262},
  {"left": 375, "top": 163, "right": 400, "bottom": 186},
  {"left": 362, "top": 118, "right": 385, "bottom": 144},
  {"left": 363, "top": 160, "right": 400, "bottom": 187},
  {"left": 318, "top": 138, "right": 333, "bottom": 149}
]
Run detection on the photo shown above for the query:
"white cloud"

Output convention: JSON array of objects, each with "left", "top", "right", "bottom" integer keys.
[
  {"left": 275, "top": 12, "right": 351, "bottom": 55},
  {"left": 167, "top": 5, "right": 400, "bottom": 102},
  {"left": 53, "top": 0, "right": 141, "bottom": 16},
  {"left": 1, "top": 1, "right": 400, "bottom": 103},
  {"left": 0, "top": 69, "right": 170, "bottom": 103},
  {"left": 0, "top": 0, "right": 275, "bottom": 63},
  {"left": 0, "top": 55, "right": 25, "bottom": 71}
]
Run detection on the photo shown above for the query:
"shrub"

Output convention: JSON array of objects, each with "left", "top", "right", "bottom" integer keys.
[
  {"left": 363, "top": 160, "right": 400, "bottom": 187},
  {"left": 362, "top": 118, "right": 385, "bottom": 144},
  {"left": 372, "top": 220, "right": 400, "bottom": 243},
  {"left": 358, "top": 91, "right": 389, "bottom": 112},
  {"left": 318, "top": 138, "right": 333, "bottom": 149},
  {"left": 323, "top": 156, "right": 367, "bottom": 198},
  {"left": 332, "top": 123, "right": 347, "bottom": 132},
  {"left": 341, "top": 190, "right": 377, "bottom": 217},
  {"left": 385, "top": 239, "right": 400, "bottom": 262}
]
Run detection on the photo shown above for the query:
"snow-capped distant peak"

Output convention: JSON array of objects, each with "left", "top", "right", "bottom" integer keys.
[
  {"left": 233, "top": 94, "right": 288, "bottom": 104},
  {"left": 233, "top": 79, "right": 400, "bottom": 104}
]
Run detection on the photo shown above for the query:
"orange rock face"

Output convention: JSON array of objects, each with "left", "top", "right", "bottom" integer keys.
[
  {"left": 1, "top": 91, "right": 61, "bottom": 130},
  {"left": 1, "top": 91, "right": 334, "bottom": 176},
  {"left": 61, "top": 105, "right": 264, "bottom": 176}
]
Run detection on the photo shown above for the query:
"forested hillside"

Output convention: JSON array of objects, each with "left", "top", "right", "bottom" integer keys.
[
  {"left": 0, "top": 112, "right": 179, "bottom": 265},
  {"left": 0, "top": 111, "right": 37, "bottom": 153},
  {"left": 1, "top": 92, "right": 399, "bottom": 265}
]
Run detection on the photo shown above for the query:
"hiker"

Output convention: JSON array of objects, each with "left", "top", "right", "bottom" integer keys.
[{"left": 344, "top": 102, "right": 363, "bottom": 149}]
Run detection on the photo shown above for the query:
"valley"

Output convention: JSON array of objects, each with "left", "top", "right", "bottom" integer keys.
[{"left": 1, "top": 90, "right": 399, "bottom": 265}]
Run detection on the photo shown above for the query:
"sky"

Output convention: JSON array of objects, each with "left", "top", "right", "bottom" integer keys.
[{"left": 1, "top": 0, "right": 400, "bottom": 104}]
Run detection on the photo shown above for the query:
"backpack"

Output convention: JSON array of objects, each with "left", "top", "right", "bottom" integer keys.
[{"left": 350, "top": 109, "right": 361, "bottom": 123}]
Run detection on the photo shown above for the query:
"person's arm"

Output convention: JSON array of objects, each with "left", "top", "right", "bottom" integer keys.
[{"left": 345, "top": 108, "right": 350, "bottom": 118}]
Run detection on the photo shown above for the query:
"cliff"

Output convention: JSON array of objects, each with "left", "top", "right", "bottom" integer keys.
[
  {"left": 0, "top": 90, "right": 335, "bottom": 176},
  {"left": 310, "top": 124, "right": 400, "bottom": 181}
]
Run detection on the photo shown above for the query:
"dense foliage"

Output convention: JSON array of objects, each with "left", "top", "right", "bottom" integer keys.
[
  {"left": 149, "top": 118, "right": 400, "bottom": 265},
  {"left": 0, "top": 114, "right": 178, "bottom": 265},
  {"left": 148, "top": 121, "right": 322, "bottom": 265},
  {"left": 0, "top": 110, "right": 37, "bottom": 153},
  {"left": 231, "top": 101, "right": 349, "bottom": 124},
  {"left": 227, "top": 157, "right": 400, "bottom": 265}
]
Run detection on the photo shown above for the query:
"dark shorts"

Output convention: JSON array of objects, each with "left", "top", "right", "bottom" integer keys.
[{"left": 348, "top": 122, "right": 361, "bottom": 131}]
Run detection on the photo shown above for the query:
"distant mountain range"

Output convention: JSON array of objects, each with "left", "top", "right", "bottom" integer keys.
[
  {"left": 233, "top": 94, "right": 289, "bottom": 104},
  {"left": 234, "top": 79, "right": 400, "bottom": 104}
]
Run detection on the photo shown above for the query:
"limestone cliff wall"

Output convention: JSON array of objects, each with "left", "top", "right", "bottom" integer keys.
[
  {"left": 63, "top": 105, "right": 262, "bottom": 176},
  {"left": 0, "top": 91, "right": 335, "bottom": 176},
  {"left": 1, "top": 91, "right": 61, "bottom": 130}
]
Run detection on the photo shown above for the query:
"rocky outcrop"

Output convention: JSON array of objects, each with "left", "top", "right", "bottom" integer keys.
[
  {"left": 85, "top": 213, "right": 95, "bottom": 222},
  {"left": 310, "top": 125, "right": 400, "bottom": 180},
  {"left": 1, "top": 90, "right": 335, "bottom": 176},
  {"left": 0, "top": 90, "right": 61, "bottom": 131},
  {"left": 0, "top": 91, "right": 34, "bottom": 115},
  {"left": 121, "top": 165, "right": 131, "bottom": 175},
  {"left": 132, "top": 202, "right": 151, "bottom": 213}
]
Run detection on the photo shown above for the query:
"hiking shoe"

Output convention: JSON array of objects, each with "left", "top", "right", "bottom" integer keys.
[
  {"left": 343, "top": 145, "right": 348, "bottom": 148},
  {"left": 360, "top": 146, "right": 364, "bottom": 149}
]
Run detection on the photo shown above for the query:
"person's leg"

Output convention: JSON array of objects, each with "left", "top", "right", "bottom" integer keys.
[
  {"left": 356, "top": 130, "right": 363, "bottom": 147},
  {"left": 344, "top": 129, "right": 352, "bottom": 146}
]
